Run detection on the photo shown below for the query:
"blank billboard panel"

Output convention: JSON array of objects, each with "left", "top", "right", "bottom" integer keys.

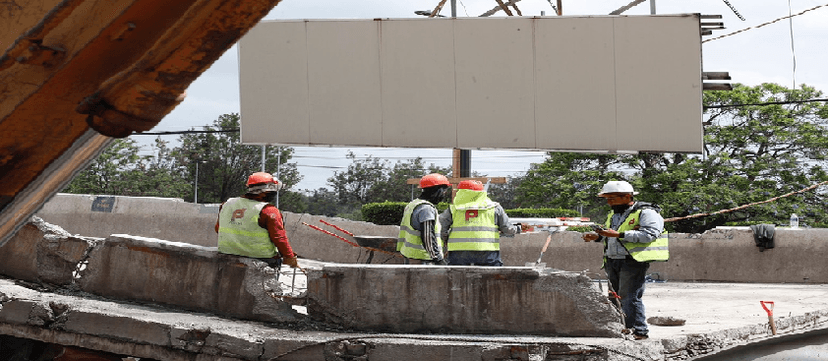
[{"left": 239, "top": 15, "right": 702, "bottom": 153}]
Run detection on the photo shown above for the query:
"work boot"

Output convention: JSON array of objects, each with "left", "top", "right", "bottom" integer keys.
[{"left": 633, "top": 333, "right": 648, "bottom": 340}]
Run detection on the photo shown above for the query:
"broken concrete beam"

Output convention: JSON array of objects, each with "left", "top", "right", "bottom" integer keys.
[
  {"left": 75, "top": 234, "right": 303, "bottom": 324},
  {"left": 0, "top": 216, "right": 97, "bottom": 286},
  {"left": 305, "top": 264, "right": 624, "bottom": 337},
  {"left": 0, "top": 219, "right": 304, "bottom": 325}
]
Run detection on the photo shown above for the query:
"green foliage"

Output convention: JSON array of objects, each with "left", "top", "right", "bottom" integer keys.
[
  {"left": 64, "top": 114, "right": 301, "bottom": 207},
  {"left": 172, "top": 113, "right": 301, "bottom": 204},
  {"left": 325, "top": 152, "right": 451, "bottom": 218},
  {"left": 361, "top": 201, "right": 406, "bottom": 225},
  {"left": 505, "top": 208, "right": 580, "bottom": 218},
  {"left": 361, "top": 201, "right": 449, "bottom": 225},
  {"left": 64, "top": 138, "right": 191, "bottom": 198}
]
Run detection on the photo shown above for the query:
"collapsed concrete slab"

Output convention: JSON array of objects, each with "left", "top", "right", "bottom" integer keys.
[
  {"left": 0, "top": 278, "right": 654, "bottom": 361},
  {"left": 0, "top": 218, "right": 623, "bottom": 338},
  {"left": 306, "top": 265, "right": 624, "bottom": 337}
]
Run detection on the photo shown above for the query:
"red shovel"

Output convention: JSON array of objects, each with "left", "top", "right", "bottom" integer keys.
[{"left": 760, "top": 301, "right": 777, "bottom": 335}]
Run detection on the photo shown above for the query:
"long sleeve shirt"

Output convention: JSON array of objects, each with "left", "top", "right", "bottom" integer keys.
[
  {"left": 605, "top": 204, "right": 664, "bottom": 259},
  {"left": 215, "top": 202, "right": 296, "bottom": 258}
]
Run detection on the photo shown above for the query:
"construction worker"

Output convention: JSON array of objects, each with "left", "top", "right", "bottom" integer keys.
[
  {"left": 439, "top": 180, "right": 522, "bottom": 266},
  {"left": 397, "top": 173, "right": 451, "bottom": 265},
  {"left": 582, "top": 180, "right": 669, "bottom": 340},
  {"left": 215, "top": 172, "right": 299, "bottom": 269}
]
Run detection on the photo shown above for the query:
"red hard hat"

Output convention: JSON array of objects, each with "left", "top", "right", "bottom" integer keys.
[
  {"left": 457, "top": 180, "right": 484, "bottom": 191},
  {"left": 247, "top": 172, "right": 275, "bottom": 186},
  {"left": 419, "top": 173, "right": 450, "bottom": 188},
  {"left": 247, "top": 172, "right": 282, "bottom": 193}
]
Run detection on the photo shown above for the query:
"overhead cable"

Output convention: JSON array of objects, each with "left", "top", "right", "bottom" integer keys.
[
  {"left": 703, "top": 3, "right": 828, "bottom": 43},
  {"left": 721, "top": 0, "right": 745, "bottom": 21},
  {"left": 703, "top": 98, "right": 828, "bottom": 109},
  {"left": 664, "top": 180, "right": 828, "bottom": 223}
]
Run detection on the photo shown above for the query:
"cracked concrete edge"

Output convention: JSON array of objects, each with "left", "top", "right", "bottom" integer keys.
[
  {"left": 660, "top": 309, "right": 828, "bottom": 359},
  {"left": 0, "top": 281, "right": 289, "bottom": 360},
  {"left": 533, "top": 269, "right": 626, "bottom": 338}
]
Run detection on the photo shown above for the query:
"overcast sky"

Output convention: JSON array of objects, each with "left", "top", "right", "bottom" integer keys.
[{"left": 141, "top": 0, "right": 828, "bottom": 191}]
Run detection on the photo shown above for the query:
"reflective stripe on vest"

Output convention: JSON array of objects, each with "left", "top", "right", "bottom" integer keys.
[
  {"left": 447, "top": 189, "right": 500, "bottom": 251},
  {"left": 218, "top": 198, "right": 277, "bottom": 258},
  {"left": 397, "top": 199, "right": 440, "bottom": 260},
  {"left": 604, "top": 209, "right": 669, "bottom": 263}
]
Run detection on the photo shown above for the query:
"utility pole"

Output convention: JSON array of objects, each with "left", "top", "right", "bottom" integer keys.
[{"left": 449, "top": 0, "right": 472, "bottom": 179}]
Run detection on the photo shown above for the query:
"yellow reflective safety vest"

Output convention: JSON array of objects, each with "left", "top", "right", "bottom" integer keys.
[
  {"left": 397, "top": 199, "right": 440, "bottom": 260},
  {"left": 447, "top": 189, "right": 500, "bottom": 252},
  {"left": 218, "top": 197, "right": 277, "bottom": 258},
  {"left": 603, "top": 205, "right": 669, "bottom": 263}
]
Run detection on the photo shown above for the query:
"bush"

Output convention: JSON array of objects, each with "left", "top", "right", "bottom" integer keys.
[
  {"left": 362, "top": 203, "right": 577, "bottom": 225},
  {"left": 505, "top": 208, "right": 580, "bottom": 218},
  {"left": 361, "top": 201, "right": 406, "bottom": 225}
]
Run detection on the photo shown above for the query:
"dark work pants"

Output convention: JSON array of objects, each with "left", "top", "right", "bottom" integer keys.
[
  {"left": 447, "top": 251, "right": 502, "bottom": 266},
  {"left": 605, "top": 258, "right": 650, "bottom": 336}
]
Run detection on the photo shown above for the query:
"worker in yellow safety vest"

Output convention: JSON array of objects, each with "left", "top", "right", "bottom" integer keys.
[
  {"left": 215, "top": 172, "right": 299, "bottom": 269},
  {"left": 582, "top": 180, "right": 669, "bottom": 340},
  {"left": 397, "top": 173, "right": 451, "bottom": 264},
  {"left": 439, "top": 180, "right": 523, "bottom": 266}
]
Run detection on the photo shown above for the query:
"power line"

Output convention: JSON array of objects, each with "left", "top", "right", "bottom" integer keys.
[
  {"left": 133, "top": 128, "right": 239, "bottom": 135},
  {"left": 703, "top": 3, "right": 828, "bottom": 43},
  {"left": 704, "top": 98, "right": 828, "bottom": 109}
]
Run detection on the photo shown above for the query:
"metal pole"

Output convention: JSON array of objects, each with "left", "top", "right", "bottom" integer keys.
[
  {"left": 275, "top": 146, "right": 281, "bottom": 208},
  {"left": 261, "top": 145, "right": 266, "bottom": 172},
  {"left": 650, "top": 0, "right": 655, "bottom": 14},
  {"left": 451, "top": 0, "right": 456, "bottom": 17},
  {"left": 194, "top": 162, "right": 199, "bottom": 203}
]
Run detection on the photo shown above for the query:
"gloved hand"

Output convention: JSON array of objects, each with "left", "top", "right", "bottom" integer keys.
[
  {"left": 514, "top": 223, "right": 523, "bottom": 234},
  {"left": 434, "top": 258, "right": 449, "bottom": 265},
  {"left": 283, "top": 256, "right": 299, "bottom": 268}
]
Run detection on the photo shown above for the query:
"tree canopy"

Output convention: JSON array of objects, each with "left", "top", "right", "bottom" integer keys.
[{"left": 515, "top": 83, "right": 828, "bottom": 232}]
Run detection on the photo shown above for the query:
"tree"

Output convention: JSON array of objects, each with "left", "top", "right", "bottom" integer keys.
[
  {"left": 514, "top": 152, "right": 627, "bottom": 217},
  {"left": 64, "top": 138, "right": 143, "bottom": 195},
  {"left": 516, "top": 83, "right": 828, "bottom": 233},
  {"left": 172, "top": 113, "right": 302, "bottom": 205},
  {"left": 64, "top": 138, "right": 191, "bottom": 198},
  {"left": 325, "top": 152, "right": 451, "bottom": 219}
]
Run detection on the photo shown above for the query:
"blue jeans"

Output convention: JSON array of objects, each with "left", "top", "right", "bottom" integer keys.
[
  {"left": 605, "top": 258, "right": 649, "bottom": 336},
  {"left": 447, "top": 251, "right": 502, "bottom": 266}
]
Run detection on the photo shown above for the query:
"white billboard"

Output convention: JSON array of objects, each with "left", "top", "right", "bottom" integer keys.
[{"left": 239, "top": 15, "right": 703, "bottom": 153}]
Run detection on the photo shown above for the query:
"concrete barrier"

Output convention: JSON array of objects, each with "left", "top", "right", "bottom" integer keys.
[
  {"left": 35, "top": 194, "right": 828, "bottom": 283},
  {"left": 504, "top": 227, "right": 828, "bottom": 283}
]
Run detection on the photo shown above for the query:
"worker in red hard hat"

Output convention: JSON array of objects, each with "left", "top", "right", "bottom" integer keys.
[
  {"left": 215, "top": 172, "right": 299, "bottom": 270},
  {"left": 439, "top": 180, "right": 523, "bottom": 266},
  {"left": 397, "top": 173, "right": 451, "bottom": 265}
]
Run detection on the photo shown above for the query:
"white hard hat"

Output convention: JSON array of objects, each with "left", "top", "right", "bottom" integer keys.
[{"left": 598, "top": 181, "right": 638, "bottom": 196}]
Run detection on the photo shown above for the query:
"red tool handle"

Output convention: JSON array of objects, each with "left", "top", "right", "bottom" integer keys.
[
  {"left": 319, "top": 219, "right": 355, "bottom": 236},
  {"left": 760, "top": 301, "right": 775, "bottom": 316}
]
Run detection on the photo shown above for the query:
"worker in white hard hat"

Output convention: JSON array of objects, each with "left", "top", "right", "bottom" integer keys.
[
  {"left": 215, "top": 172, "right": 299, "bottom": 269},
  {"left": 582, "top": 180, "right": 669, "bottom": 340},
  {"left": 397, "top": 173, "right": 451, "bottom": 265}
]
